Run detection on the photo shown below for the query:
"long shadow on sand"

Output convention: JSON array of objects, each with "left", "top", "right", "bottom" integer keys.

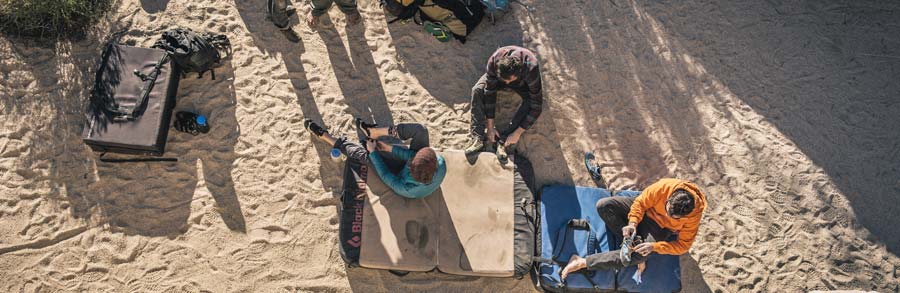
[
  {"left": 0, "top": 30, "right": 245, "bottom": 237},
  {"left": 319, "top": 21, "right": 395, "bottom": 123},
  {"left": 636, "top": 0, "right": 900, "bottom": 255},
  {"left": 523, "top": 0, "right": 718, "bottom": 290},
  {"left": 92, "top": 60, "right": 246, "bottom": 236},
  {"left": 344, "top": 12, "right": 573, "bottom": 292},
  {"left": 234, "top": 2, "right": 343, "bottom": 190},
  {"left": 384, "top": 11, "right": 524, "bottom": 106}
]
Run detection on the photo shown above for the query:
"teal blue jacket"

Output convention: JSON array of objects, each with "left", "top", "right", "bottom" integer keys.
[{"left": 369, "top": 147, "right": 446, "bottom": 199}]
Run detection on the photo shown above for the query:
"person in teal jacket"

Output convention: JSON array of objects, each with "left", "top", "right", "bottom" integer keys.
[{"left": 305, "top": 118, "right": 446, "bottom": 199}]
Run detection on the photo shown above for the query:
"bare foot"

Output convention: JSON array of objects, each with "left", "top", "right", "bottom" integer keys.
[
  {"left": 307, "top": 11, "right": 320, "bottom": 28},
  {"left": 345, "top": 11, "right": 361, "bottom": 26}
]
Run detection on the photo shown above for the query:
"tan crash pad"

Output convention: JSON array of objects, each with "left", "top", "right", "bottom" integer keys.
[
  {"left": 359, "top": 161, "right": 442, "bottom": 272},
  {"left": 436, "top": 151, "right": 515, "bottom": 277},
  {"left": 358, "top": 150, "right": 515, "bottom": 276}
]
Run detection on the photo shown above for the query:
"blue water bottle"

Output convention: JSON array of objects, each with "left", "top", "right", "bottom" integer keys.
[
  {"left": 330, "top": 148, "right": 342, "bottom": 161},
  {"left": 196, "top": 115, "right": 210, "bottom": 134}
]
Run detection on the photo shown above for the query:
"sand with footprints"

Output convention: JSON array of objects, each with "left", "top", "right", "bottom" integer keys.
[{"left": 1, "top": 0, "right": 899, "bottom": 291}]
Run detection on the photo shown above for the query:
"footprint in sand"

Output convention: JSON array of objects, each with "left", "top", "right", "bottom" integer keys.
[
  {"left": 48, "top": 251, "right": 85, "bottom": 272},
  {"left": 79, "top": 267, "right": 108, "bottom": 283}
]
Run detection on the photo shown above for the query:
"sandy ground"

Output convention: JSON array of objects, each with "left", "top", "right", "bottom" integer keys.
[{"left": 1, "top": 0, "right": 899, "bottom": 291}]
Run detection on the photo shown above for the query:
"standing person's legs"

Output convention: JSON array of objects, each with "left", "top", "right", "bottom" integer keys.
[
  {"left": 391, "top": 123, "right": 430, "bottom": 151},
  {"left": 333, "top": 0, "right": 358, "bottom": 14},
  {"left": 309, "top": 0, "right": 334, "bottom": 16},
  {"left": 469, "top": 74, "right": 492, "bottom": 141},
  {"left": 267, "top": 0, "right": 293, "bottom": 29},
  {"left": 333, "top": 0, "right": 360, "bottom": 25},
  {"left": 308, "top": 0, "right": 334, "bottom": 26},
  {"left": 267, "top": 0, "right": 301, "bottom": 42}
]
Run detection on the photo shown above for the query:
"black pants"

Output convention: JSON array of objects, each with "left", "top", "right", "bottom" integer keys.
[
  {"left": 470, "top": 73, "right": 531, "bottom": 142},
  {"left": 267, "top": 0, "right": 293, "bottom": 29},
  {"left": 584, "top": 195, "right": 673, "bottom": 270}
]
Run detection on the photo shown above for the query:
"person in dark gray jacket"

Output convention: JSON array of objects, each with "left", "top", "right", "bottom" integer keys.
[{"left": 466, "top": 46, "right": 544, "bottom": 161}]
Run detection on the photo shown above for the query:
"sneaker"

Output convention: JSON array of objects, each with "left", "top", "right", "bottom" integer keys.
[
  {"left": 304, "top": 119, "right": 327, "bottom": 137},
  {"left": 345, "top": 11, "right": 361, "bottom": 26},
  {"left": 464, "top": 138, "right": 484, "bottom": 155},
  {"left": 584, "top": 151, "right": 607, "bottom": 188},
  {"left": 496, "top": 144, "right": 509, "bottom": 161},
  {"left": 285, "top": 5, "right": 296, "bottom": 17},
  {"left": 355, "top": 117, "right": 376, "bottom": 137}
]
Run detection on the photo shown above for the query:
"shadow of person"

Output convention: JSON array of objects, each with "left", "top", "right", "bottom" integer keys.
[
  {"left": 233, "top": 1, "right": 349, "bottom": 193},
  {"left": 140, "top": 0, "right": 170, "bottom": 14},
  {"left": 89, "top": 60, "right": 246, "bottom": 236},
  {"left": 182, "top": 61, "right": 247, "bottom": 232},
  {"left": 318, "top": 21, "right": 395, "bottom": 124},
  {"left": 632, "top": 0, "right": 900, "bottom": 255},
  {"left": 680, "top": 254, "right": 713, "bottom": 293},
  {"left": 384, "top": 8, "right": 525, "bottom": 106}
]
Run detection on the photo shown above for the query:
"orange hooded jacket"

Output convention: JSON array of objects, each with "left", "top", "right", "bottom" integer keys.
[{"left": 627, "top": 178, "right": 707, "bottom": 255}]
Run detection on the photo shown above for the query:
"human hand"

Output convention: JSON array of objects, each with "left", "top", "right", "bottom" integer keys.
[
  {"left": 634, "top": 243, "right": 654, "bottom": 256},
  {"left": 505, "top": 129, "right": 523, "bottom": 146},
  {"left": 560, "top": 254, "right": 587, "bottom": 280},
  {"left": 376, "top": 140, "right": 391, "bottom": 152},
  {"left": 486, "top": 127, "right": 500, "bottom": 143},
  {"left": 622, "top": 224, "right": 636, "bottom": 239},
  {"left": 366, "top": 139, "right": 376, "bottom": 152}
]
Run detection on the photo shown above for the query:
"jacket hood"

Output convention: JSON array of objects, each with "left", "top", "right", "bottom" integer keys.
[{"left": 676, "top": 180, "right": 707, "bottom": 217}]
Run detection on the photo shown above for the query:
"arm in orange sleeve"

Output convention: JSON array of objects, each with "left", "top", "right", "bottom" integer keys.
[
  {"left": 653, "top": 217, "right": 700, "bottom": 255},
  {"left": 627, "top": 181, "right": 667, "bottom": 225}
]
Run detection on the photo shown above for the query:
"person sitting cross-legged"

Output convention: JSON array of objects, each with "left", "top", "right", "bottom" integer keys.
[
  {"left": 305, "top": 119, "right": 446, "bottom": 199},
  {"left": 560, "top": 178, "right": 708, "bottom": 280}
]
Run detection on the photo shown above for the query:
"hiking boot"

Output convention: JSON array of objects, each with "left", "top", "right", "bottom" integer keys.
[
  {"left": 304, "top": 119, "right": 327, "bottom": 137},
  {"left": 464, "top": 138, "right": 484, "bottom": 155},
  {"left": 345, "top": 11, "right": 361, "bottom": 26},
  {"left": 496, "top": 144, "right": 509, "bottom": 161},
  {"left": 281, "top": 29, "right": 301, "bottom": 43}
]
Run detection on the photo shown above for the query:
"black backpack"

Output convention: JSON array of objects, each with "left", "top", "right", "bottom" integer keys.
[
  {"left": 152, "top": 28, "right": 231, "bottom": 79},
  {"left": 381, "top": 0, "right": 484, "bottom": 43}
]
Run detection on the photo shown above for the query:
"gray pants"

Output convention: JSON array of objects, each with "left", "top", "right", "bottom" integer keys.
[
  {"left": 310, "top": 0, "right": 358, "bottom": 16},
  {"left": 584, "top": 195, "right": 674, "bottom": 270},
  {"left": 470, "top": 74, "right": 531, "bottom": 141}
]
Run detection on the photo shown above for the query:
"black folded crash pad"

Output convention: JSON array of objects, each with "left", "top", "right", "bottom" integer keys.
[{"left": 82, "top": 45, "right": 179, "bottom": 156}]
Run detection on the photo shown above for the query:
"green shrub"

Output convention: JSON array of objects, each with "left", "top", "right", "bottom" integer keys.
[{"left": 0, "top": 0, "right": 112, "bottom": 38}]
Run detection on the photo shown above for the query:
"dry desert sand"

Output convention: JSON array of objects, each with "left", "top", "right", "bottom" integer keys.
[{"left": 1, "top": 0, "right": 899, "bottom": 291}]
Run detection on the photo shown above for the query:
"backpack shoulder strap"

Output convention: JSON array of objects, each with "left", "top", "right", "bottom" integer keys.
[{"left": 115, "top": 53, "right": 170, "bottom": 120}]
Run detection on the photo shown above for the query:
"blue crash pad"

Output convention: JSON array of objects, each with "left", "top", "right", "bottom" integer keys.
[{"left": 538, "top": 186, "right": 681, "bottom": 292}]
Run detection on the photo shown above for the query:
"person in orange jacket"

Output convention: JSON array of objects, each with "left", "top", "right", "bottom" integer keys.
[{"left": 561, "top": 178, "right": 707, "bottom": 279}]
